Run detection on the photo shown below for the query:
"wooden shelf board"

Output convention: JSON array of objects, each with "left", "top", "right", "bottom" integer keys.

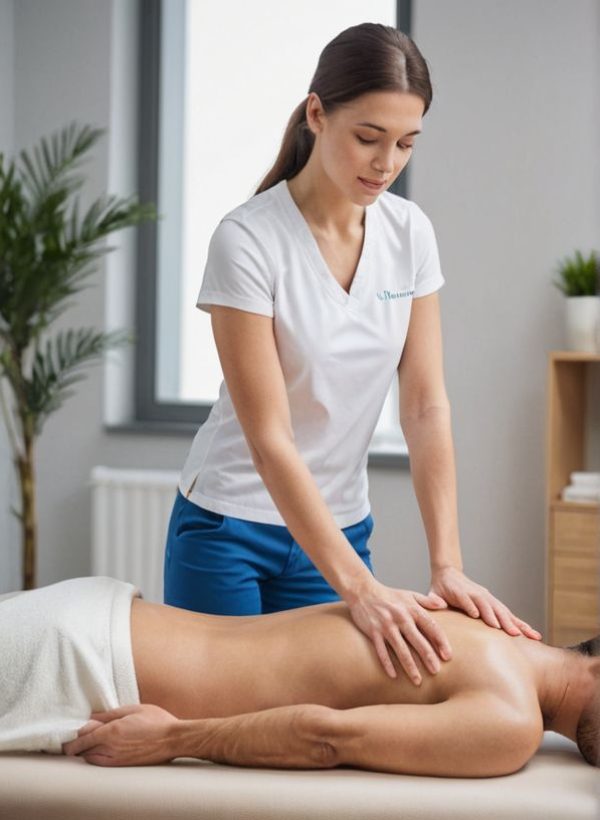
[
  {"left": 548, "top": 350, "right": 600, "bottom": 363},
  {"left": 550, "top": 499, "right": 600, "bottom": 512}
]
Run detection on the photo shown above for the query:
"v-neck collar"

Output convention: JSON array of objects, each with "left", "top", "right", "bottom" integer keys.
[{"left": 274, "top": 179, "right": 375, "bottom": 308}]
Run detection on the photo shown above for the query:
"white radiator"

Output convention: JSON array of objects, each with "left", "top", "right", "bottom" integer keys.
[{"left": 90, "top": 466, "right": 180, "bottom": 603}]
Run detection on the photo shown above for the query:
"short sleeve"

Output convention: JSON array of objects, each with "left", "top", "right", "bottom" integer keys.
[
  {"left": 410, "top": 203, "right": 446, "bottom": 298},
  {"left": 196, "top": 217, "right": 275, "bottom": 317}
]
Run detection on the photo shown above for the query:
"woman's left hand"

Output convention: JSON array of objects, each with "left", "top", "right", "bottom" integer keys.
[{"left": 427, "top": 566, "right": 542, "bottom": 640}]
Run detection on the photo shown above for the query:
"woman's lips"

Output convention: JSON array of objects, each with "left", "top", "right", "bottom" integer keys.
[{"left": 358, "top": 177, "right": 386, "bottom": 191}]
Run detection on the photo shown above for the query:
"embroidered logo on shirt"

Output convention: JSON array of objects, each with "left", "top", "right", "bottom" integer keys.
[{"left": 376, "top": 288, "right": 414, "bottom": 301}]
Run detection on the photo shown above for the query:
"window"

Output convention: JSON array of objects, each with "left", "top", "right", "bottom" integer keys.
[{"left": 134, "top": 0, "right": 412, "bottom": 461}]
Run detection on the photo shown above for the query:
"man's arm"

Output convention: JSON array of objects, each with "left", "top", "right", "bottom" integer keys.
[
  {"left": 169, "top": 694, "right": 543, "bottom": 778},
  {"left": 64, "top": 697, "right": 542, "bottom": 776}
]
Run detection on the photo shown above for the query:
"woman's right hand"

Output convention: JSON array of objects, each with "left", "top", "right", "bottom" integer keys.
[{"left": 345, "top": 578, "right": 453, "bottom": 684}]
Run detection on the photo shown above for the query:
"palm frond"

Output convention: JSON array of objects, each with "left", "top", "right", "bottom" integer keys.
[
  {"left": 0, "top": 126, "right": 158, "bottom": 353},
  {"left": 23, "top": 327, "right": 131, "bottom": 434},
  {"left": 18, "top": 122, "right": 105, "bottom": 206}
]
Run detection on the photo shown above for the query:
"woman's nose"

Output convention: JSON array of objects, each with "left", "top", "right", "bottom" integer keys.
[{"left": 373, "top": 147, "right": 395, "bottom": 175}]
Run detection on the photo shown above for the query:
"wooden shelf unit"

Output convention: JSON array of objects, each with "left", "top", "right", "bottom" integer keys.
[{"left": 546, "top": 351, "right": 600, "bottom": 645}]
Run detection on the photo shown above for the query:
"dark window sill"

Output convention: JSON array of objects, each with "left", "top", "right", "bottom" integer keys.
[
  {"left": 368, "top": 451, "right": 410, "bottom": 469},
  {"left": 104, "top": 420, "right": 200, "bottom": 437},
  {"left": 104, "top": 421, "right": 410, "bottom": 468}
]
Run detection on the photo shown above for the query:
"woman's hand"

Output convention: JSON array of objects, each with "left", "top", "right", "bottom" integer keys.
[
  {"left": 62, "top": 704, "right": 179, "bottom": 766},
  {"left": 429, "top": 566, "right": 542, "bottom": 640},
  {"left": 346, "top": 578, "right": 453, "bottom": 684}
]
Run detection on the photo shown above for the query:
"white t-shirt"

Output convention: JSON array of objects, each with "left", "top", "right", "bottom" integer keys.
[{"left": 179, "top": 179, "right": 445, "bottom": 527}]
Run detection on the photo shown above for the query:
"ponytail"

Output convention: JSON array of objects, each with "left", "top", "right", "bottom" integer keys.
[{"left": 255, "top": 97, "right": 314, "bottom": 194}]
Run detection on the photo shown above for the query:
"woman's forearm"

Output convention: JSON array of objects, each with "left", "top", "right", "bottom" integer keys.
[
  {"left": 253, "top": 438, "right": 373, "bottom": 601},
  {"left": 167, "top": 704, "right": 339, "bottom": 769},
  {"left": 401, "top": 405, "right": 463, "bottom": 572}
]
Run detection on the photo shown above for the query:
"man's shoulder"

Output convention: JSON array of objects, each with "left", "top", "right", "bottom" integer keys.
[
  {"left": 453, "top": 632, "right": 544, "bottom": 757},
  {"left": 460, "top": 687, "right": 545, "bottom": 773},
  {"left": 439, "top": 612, "right": 541, "bottom": 712}
]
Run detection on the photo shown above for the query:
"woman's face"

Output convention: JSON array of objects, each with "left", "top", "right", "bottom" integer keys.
[{"left": 307, "top": 90, "right": 425, "bottom": 202}]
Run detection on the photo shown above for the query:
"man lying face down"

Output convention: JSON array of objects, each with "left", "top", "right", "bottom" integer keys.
[{"left": 0, "top": 576, "right": 598, "bottom": 776}]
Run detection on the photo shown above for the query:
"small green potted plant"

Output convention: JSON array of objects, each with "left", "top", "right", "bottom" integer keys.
[{"left": 553, "top": 250, "right": 600, "bottom": 353}]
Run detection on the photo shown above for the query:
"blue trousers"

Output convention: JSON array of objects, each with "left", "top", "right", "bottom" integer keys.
[{"left": 163, "top": 490, "right": 375, "bottom": 615}]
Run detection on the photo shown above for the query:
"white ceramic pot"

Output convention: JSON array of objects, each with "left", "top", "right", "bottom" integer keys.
[{"left": 565, "top": 295, "right": 600, "bottom": 353}]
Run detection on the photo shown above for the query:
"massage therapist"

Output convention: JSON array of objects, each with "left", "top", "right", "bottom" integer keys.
[{"left": 163, "top": 22, "right": 542, "bottom": 684}]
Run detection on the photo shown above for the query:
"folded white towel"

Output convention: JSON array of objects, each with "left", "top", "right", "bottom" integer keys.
[
  {"left": 0, "top": 576, "right": 141, "bottom": 754},
  {"left": 562, "top": 485, "right": 600, "bottom": 503},
  {"left": 570, "top": 471, "right": 600, "bottom": 488}
]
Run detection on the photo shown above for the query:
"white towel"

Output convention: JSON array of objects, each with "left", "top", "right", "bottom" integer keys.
[
  {"left": 570, "top": 471, "right": 600, "bottom": 488},
  {"left": 0, "top": 576, "right": 142, "bottom": 754},
  {"left": 562, "top": 485, "right": 600, "bottom": 502}
]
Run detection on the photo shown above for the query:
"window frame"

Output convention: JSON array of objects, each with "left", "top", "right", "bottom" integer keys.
[{"left": 133, "top": 0, "right": 412, "bottom": 466}]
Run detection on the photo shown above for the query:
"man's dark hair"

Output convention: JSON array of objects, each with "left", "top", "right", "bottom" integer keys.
[
  {"left": 566, "top": 635, "right": 600, "bottom": 767},
  {"left": 568, "top": 636, "right": 600, "bottom": 657}
]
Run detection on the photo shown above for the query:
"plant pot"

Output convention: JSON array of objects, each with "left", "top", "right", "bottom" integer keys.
[{"left": 565, "top": 295, "right": 600, "bottom": 353}]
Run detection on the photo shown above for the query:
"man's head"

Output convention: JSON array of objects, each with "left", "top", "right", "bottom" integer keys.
[{"left": 565, "top": 635, "right": 600, "bottom": 767}]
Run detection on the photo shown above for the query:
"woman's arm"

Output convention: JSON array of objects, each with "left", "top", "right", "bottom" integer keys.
[
  {"left": 210, "top": 305, "right": 452, "bottom": 681},
  {"left": 397, "top": 291, "right": 461, "bottom": 571},
  {"left": 209, "top": 305, "right": 375, "bottom": 602},
  {"left": 397, "top": 293, "right": 541, "bottom": 641}
]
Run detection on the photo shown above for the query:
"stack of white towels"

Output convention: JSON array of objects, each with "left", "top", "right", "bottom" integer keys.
[{"left": 561, "top": 471, "right": 600, "bottom": 503}]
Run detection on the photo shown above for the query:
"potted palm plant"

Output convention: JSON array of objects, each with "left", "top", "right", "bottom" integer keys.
[
  {"left": 0, "top": 121, "right": 158, "bottom": 590},
  {"left": 553, "top": 250, "right": 600, "bottom": 353}
]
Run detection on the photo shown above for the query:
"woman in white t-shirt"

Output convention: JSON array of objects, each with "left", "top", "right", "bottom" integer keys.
[{"left": 163, "top": 22, "right": 542, "bottom": 684}]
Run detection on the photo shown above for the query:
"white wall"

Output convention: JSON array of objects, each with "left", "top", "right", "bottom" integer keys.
[{"left": 1, "top": 0, "right": 598, "bottom": 638}]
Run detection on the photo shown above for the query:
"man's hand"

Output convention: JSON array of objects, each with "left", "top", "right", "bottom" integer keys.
[
  {"left": 346, "top": 578, "right": 453, "bottom": 684},
  {"left": 429, "top": 566, "right": 542, "bottom": 640},
  {"left": 62, "top": 704, "right": 179, "bottom": 766}
]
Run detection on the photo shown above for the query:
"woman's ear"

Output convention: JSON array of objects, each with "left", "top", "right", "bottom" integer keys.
[{"left": 306, "top": 92, "right": 325, "bottom": 135}]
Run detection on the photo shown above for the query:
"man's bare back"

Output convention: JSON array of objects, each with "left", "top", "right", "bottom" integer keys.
[
  {"left": 130, "top": 596, "right": 540, "bottom": 722},
  {"left": 64, "top": 591, "right": 598, "bottom": 775}
]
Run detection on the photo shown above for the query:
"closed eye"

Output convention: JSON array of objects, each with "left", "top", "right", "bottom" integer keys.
[{"left": 356, "top": 135, "right": 413, "bottom": 150}]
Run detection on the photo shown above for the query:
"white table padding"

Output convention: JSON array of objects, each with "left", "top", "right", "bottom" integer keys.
[{"left": 0, "top": 733, "right": 597, "bottom": 820}]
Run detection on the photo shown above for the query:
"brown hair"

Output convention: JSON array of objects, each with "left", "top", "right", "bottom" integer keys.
[
  {"left": 566, "top": 635, "right": 600, "bottom": 767},
  {"left": 254, "top": 23, "right": 432, "bottom": 195}
]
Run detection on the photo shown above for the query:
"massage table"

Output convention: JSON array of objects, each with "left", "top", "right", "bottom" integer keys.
[
  {"left": 0, "top": 731, "right": 596, "bottom": 818},
  {"left": 0, "top": 590, "right": 597, "bottom": 819}
]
